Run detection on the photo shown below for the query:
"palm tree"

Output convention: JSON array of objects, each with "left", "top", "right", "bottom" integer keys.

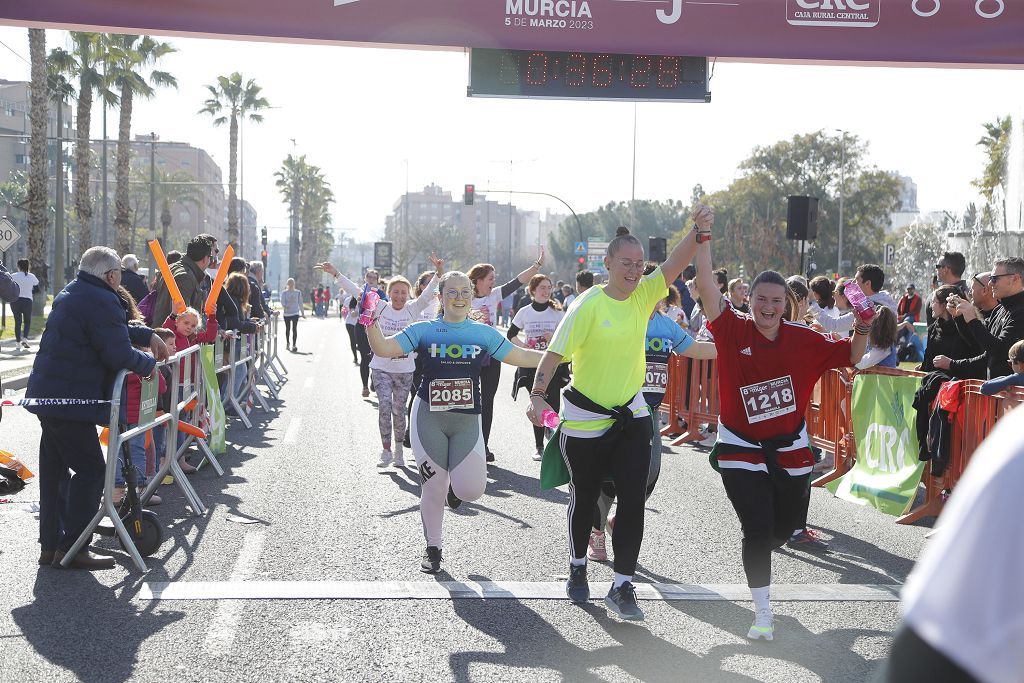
[
  {"left": 105, "top": 33, "right": 177, "bottom": 255},
  {"left": 274, "top": 155, "right": 334, "bottom": 288},
  {"left": 198, "top": 73, "right": 269, "bottom": 250},
  {"left": 49, "top": 32, "right": 113, "bottom": 257},
  {"left": 27, "top": 28, "right": 49, "bottom": 297},
  {"left": 975, "top": 115, "right": 1012, "bottom": 202}
]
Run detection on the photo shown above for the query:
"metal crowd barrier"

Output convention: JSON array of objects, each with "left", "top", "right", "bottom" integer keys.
[
  {"left": 265, "top": 311, "right": 288, "bottom": 381},
  {"left": 62, "top": 345, "right": 207, "bottom": 571}
]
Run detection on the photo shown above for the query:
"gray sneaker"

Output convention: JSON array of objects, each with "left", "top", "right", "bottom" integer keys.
[{"left": 605, "top": 582, "right": 644, "bottom": 621}]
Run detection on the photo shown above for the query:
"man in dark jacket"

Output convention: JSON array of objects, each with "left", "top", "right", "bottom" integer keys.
[
  {"left": 119, "top": 253, "right": 149, "bottom": 305},
  {"left": 151, "top": 234, "right": 218, "bottom": 325},
  {"left": 247, "top": 260, "right": 272, "bottom": 320},
  {"left": 27, "top": 247, "right": 168, "bottom": 570},
  {"left": 936, "top": 273, "right": 997, "bottom": 380},
  {"left": 945, "top": 258, "right": 1024, "bottom": 380}
]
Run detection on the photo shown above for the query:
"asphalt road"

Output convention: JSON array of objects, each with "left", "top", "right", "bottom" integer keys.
[{"left": 0, "top": 316, "right": 932, "bottom": 682}]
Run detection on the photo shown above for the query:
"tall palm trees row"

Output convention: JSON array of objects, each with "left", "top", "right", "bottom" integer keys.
[
  {"left": 24, "top": 29, "right": 281, "bottom": 293},
  {"left": 275, "top": 154, "right": 335, "bottom": 289}
]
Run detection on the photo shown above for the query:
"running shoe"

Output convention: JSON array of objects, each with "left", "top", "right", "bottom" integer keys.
[
  {"left": 21, "top": 340, "right": 30, "bottom": 349},
  {"left": 786, "top": 528, "right": 830, "bottom": 553},
  {"left": 485, "top": 449, "right": 495, "bottom": 463},
  {"left": 587, "top": 530, "right": 608, "bottom": 561},
  {"left": 446, "top": 485, "right": 462, "bottom": 510},
  {"left": 392, "top": 444, "right": 404, "bottom": 468},
  {"left": 533, "top": 447, "right": 543, "bottom": 461},
  {"left": 377, "top": 449, "right": 393, "bottom": 467},
  {"left": 747, "top": 607, "right": 774, "bottom": 641},
  {"left": 566, "top": 563, "right": 589, "bottom": 603},
  {"left": 698, "top": 431, "right": 718, "bottom": 448},
  {"left": 605, "top": 582, "right": 644, "bottom": 621},
  {"left": 420, "top": 546, "right": 442, "bottom": 573}
]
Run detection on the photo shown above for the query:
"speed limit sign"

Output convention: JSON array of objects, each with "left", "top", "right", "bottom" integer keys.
[{"left": 0, "top": 217, "right": 21, "bottom": 252}]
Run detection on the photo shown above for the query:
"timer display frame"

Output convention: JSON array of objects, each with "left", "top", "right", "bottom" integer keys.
[{"left": 468, "top": 48, "right": 709, "bottom": 102}]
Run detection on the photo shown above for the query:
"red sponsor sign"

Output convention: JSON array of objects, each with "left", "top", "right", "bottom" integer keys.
[{"left": 3, "top": 0, "right": 1021, "bottom": 65}]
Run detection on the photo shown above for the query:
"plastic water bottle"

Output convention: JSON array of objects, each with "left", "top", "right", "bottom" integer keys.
[
  {"left": 358, "top": 290, "right": 380, "bottom": 327},
  {"left": 541, "top": 409, "right": 560, "bottom": 429},
  {"left": 843, "top": 280, "right": 876, "bottom": 323}
]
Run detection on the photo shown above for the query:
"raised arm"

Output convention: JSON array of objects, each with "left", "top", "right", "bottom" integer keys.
[
  {"left": 365, "top": 318, "right": 407, "bottom": 358},
  {"left": 318, "top": 262, "right": 362, "bottom": 298},
  {"left": 407, "top": 252, "right": 444, "bottom": 317},
  {"left": 694, "top": 236, "right": 727, "bottom": 325},
  {"left": 661, "top": 204, "right": 713, "bottom": 285},
  {"left": 505, "top": 245, "right": 546, "bottom": 297}
]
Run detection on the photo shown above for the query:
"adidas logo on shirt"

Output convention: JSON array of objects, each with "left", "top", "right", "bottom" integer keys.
[{"left": 740, "top": 347, "right": 752, "bottom": 356}]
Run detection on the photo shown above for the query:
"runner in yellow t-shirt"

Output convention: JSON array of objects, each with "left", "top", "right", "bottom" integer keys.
[{"left": 527, "top": 205, "right": 714, "bottom": 620}]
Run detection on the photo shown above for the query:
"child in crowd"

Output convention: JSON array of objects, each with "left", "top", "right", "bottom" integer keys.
[
  {"left": 116, "top": 335, "right": 171, "bottom": 506},
  {"left": 164, "top": 307, "right": 219, "bottom": 472},
  {"left": 856, "top": 306, "right": 899, "bottom": 369},
  {"left": 981, "top": 340, "right": 1024, "bottom": 396}
]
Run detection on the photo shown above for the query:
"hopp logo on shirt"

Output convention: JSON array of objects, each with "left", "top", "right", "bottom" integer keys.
[
  {"left": 428, "top": 343, "right": 483, "bottom": 359},
  {"left": 786, "top": 0, "right": 879, "bottom": 27}
]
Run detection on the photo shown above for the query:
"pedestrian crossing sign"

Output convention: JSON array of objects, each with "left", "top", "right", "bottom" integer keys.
[{"left": 574, "top": 242, "right": 587, "bottom": 255}]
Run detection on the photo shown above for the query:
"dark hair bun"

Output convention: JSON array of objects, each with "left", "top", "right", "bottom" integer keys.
[{"left": 615, "top": 226, "right": 630, "bottom": 237}]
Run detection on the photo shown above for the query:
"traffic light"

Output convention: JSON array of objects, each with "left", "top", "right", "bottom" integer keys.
[
  {"left": 577, "top": 256, "right": 586, "bottom": 270},
  {"left": 261, "top": 248, "right": 268, "bottom": 269},
  {"left": 261, "top": 226, "right": 268, "bottom": 247},
  {"left": 464, "top": 184, "right": 475, "bottom": 206}
]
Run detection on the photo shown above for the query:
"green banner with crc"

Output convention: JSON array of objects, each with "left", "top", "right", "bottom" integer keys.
[{"left": 827, "top": 374, "right": 926, "bottom": 517}]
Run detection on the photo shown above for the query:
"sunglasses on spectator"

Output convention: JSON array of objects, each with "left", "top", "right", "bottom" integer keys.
[{"left": 990, "top": 273, "right": 1016, "bottom": 283}]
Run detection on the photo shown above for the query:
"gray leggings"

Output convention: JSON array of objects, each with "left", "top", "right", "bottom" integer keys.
[
  {"left": 370, "top": 368, "right": 413, "bottom": 447},
  {"left": 410, "top": 397, "right": 486, "bottom": 548},
  {"left": 594, "top": 412, "right": 662, "bottom": 531}
]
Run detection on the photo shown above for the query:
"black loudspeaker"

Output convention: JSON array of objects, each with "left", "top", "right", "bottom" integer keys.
[
  {"left": 648, "top": 237, "right": 667, "bottom": 262},
  {"left": 786, "top": 196, "right": 819, "bottom": 240}
]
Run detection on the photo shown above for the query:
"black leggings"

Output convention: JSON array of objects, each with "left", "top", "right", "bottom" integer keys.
[
  {"left": 719, "top": 466, "right": 810, "bottom": 588},
  {"left": 12, "top": 297, "right": 32, "bottom": 341},
  {"left": 562, "top": 415, "right": 653, "bottom": 575},
  {"left": 355, "top": 324, "right": 372, "bottom": 390},
  {"left": 283, "top": 315, "right": 298, "bottom": 347},
  {"left": 345, "top": 323, "right": 358, "bottom": 362},
  {"left": 479, "top": 361, "right": 501, "bottom": 448}
]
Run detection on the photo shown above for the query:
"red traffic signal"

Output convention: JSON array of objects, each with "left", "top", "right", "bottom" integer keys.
[{"left": 464, "top": 184, "right": 475, "bottom": 206}]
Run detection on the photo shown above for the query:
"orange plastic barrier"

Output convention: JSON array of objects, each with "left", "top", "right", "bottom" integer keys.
[
  {"left": 668, "top": 357, "right": 719, "bottom": 446},
  {"left": 659, "top": 355, "right": 689, "bottom": 437},
  {"left": 204, "top": 244, "right": 234, "bottom": 315},
  {"left": 807, "top": 368, "right": 854, "bottom": 488}
]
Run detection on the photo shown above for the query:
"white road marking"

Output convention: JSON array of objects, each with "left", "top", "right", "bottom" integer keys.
[
  {"left": 283, "top": 417, "right": 302, "bottom": 444},
  {"left": 140, "top": 581, "right": 900, "bottom": 602},
  {"left": 203, "top": 528, "right": 266, "bottom": 655}
]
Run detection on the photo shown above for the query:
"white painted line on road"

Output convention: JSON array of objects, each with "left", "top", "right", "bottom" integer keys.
[
  {"left": 203, "top": 528, "right": 266, "bottom": 655},
  {"left": 139, "top": 581, "right": 901, "bottom": 602},
  {"left": 303, "top": 376, "right": 315, "bottom": 390},
  {"left": 283, "top": 417, "right": 302, "bottom": 444}
]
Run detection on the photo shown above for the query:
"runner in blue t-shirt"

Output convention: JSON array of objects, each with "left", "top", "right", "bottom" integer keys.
[
  {"left": 367, "top": 270, "right": 543, "bottom": 573},
  {"left": 588, "top": 291, "right": 717, "bottom": 562}
]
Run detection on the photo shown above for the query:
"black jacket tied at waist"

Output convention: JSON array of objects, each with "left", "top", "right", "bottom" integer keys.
[{"left": 563, "top": 386, "right": 638, "bottom": 440}]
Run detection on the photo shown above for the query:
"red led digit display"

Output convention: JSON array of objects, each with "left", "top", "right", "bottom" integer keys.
[{"left": 469, "top": 49, "right": 709, "bottom": 102}]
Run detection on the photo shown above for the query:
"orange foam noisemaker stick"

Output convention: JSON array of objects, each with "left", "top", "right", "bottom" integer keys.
[
  {"left": 177, "top": 421, "right": 206, "bottom": 439},
  {"left": 149, "top": 239, "right": 186, "bottom": 314},
  {"left": 204, "top": 244, "right": 234, "bottom": 316}
]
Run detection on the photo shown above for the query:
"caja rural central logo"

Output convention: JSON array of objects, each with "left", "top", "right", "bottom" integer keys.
[{"left": 786, "top": 0, "right": 880, "bottom": 27}]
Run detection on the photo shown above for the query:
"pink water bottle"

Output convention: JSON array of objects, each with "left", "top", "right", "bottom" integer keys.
[
  {"left": 358, "top": 290, "right": 380, "bottom": 327},
  {"left": 843, "top": 280, "right": 876, "bottom": 323},
  {"left": 541, "top": 409, "right": 560, "bottom": 429}
]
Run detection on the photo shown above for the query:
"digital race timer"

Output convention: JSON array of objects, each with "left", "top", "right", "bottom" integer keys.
[{"left": 468, "top": 48, "right": 709, "bottom": 102}]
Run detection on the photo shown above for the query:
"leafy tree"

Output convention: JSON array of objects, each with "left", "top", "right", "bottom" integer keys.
[
  {"left": 106, "top": 33, "right": 177, "bottom": 255},
  {"left": 199, "top": 73, "right": 269, "bottom": 249},
  {"left": 974, "top": 116, "right": 1012, "bottom": 202},
  {"left": 27, "top": 29, "right": 49, "bottom": 296}
]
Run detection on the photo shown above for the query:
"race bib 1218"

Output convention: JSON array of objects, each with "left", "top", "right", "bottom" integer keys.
[{"left": 740, "top": 375, "right": 796, "bottom": 424}]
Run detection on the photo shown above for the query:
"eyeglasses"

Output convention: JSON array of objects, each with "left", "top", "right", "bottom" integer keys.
[
  {"left": 615, "top": 259, "right": 646, "bottom": 272},
  {"left": 444, "top": 289, "right": 473, "bottom": 300}
]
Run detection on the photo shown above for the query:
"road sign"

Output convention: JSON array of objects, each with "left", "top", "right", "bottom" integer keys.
[
  {"left": 0, "top": 218, "right": 20, "bottom": 252},
  {"left": 883, "top": 243, "right": 895, "bottom": 267},
  {"left": 574, "top": 242, "right": 587, "bottom": 255}
]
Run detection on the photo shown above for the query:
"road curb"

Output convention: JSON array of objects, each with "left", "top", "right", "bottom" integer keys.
[{"left": 2, "top": 372, "right": 30, "bottom": 391}]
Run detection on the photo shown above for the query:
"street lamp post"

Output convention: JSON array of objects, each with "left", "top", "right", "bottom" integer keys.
[{"left": 836, "top": 129, "right": 847, "bottom": 275}]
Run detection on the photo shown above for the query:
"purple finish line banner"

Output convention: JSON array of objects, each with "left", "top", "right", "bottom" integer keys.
[{"left": 3, "top": 0, "right": 1023, "bottom": 65}]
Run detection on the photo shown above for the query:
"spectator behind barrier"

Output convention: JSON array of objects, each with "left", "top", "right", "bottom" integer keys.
[
  {"left": 855, "top": 264, "right": 899, "bottom": 312},
  {"left": 856, "top": 306, "right": 899, "bottom": 369},
  {"left": 897, "top": 284, "right": 922, "bottom": 323},
  {"left": 151, "top": 234, "right": 218, "bottom": 326},
  {"left": 120, "top": 253, "right": 149, "bottom": 305},
  {"left": 920, "top": 285, "right": 975, "bottom": 374},
  {"left": 26, "top": 246, "right": 168, "bottom": 570},
  {"left": 247, "top": 260, "right": 272, "bottom": 320},
  {"left": 932, "top": 272, "right": 997, "bottom": 380},
  {"left": 926, "top": 251, "right": 969, "bottom": 326},
  {"left": 979, "top": 339, "right": 1024, "bottom": 396},
  {"left": 940, "top": 257, "right": 1024, "bottom": 381}
]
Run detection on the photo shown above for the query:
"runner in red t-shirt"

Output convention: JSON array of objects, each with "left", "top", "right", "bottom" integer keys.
[{"left": 695, "top": 229, "right": 871, "bottom": 642}]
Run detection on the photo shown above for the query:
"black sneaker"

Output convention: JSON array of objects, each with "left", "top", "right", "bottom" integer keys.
[
  {"left": 605, "top": 582, "right": 645, "bottom": 621},
  {"left": 402, "top": 431, "right": 411, "bottom": 448},
  {"left": 421, "top": 546, "right": 442, "bottom": 573},
  {"left": 485, "top": 449, "right": 495, "bottom": 463},
  {"left": 566, "top": 563, "right": 589, "bottom": 603},
  {"left": 446, "top": 485, "right": 462, "bottom": 510}
]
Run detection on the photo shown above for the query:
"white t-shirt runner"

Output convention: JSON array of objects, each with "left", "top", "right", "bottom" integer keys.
[
  {"left": 510, "top": 302, "right": 563, "bottom": 351},
  {"left": 471, "top": 277, "right": 522, "bottom": 327},
  {"left": 334, "top": 271, "right": 439, "bottom": 373}
]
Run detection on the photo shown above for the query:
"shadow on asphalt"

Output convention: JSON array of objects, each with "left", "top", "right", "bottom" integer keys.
[{"left": 11, "top": 572, "right": 185, "bottom": 683}]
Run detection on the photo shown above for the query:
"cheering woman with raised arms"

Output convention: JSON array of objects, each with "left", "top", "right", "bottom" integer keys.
[
  {"left": 527, "top": 208, "right": 712, "bottom": 621},
  {"left": 694, "top": 220, "right": 870, "bottom": 641}
]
